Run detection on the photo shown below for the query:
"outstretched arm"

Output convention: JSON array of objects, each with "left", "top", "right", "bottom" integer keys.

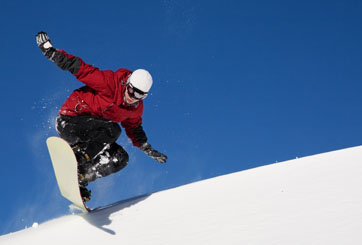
[
  {"left": 36, "top": 32, "right": 81, "bottom": 74},
  {"left": 35, "top": 32, "right": 113, "bottom": 95}
]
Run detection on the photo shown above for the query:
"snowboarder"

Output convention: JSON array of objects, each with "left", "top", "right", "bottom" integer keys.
[{"left": 36, "top": 32, "right": 168, "bottom": 202}]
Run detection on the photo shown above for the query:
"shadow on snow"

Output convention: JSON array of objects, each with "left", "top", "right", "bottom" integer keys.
[{"left": 81, "top": 194, "right": 151, "bottom": 235}]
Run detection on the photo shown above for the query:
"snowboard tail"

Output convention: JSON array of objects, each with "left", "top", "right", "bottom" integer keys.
[{"left": 46, "top": 136, "right": 90, "bottom": 212}]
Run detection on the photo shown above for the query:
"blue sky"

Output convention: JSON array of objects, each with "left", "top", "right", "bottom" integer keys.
[{"left": 1, "top": 0, "right": 362, "bottom": 235}]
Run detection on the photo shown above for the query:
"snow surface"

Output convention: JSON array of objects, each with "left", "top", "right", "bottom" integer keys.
[{"left": 1, "top": 146, "right": 362, "bottom": 244}]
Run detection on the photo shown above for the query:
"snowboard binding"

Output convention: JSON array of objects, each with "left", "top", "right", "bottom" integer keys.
[
  {"left": 72, "top": 145, "right": 91, "bottom": 166},
  {"left": 72, "top": 145, "right": 93, "bottom": 202},
  {"left": 80, "top": 186, "right": 91, "bottom": 202}
]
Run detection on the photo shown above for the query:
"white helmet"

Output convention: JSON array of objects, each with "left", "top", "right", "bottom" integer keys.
[{"left": 128, "top": 69, "right": 153, "bottom": 93}]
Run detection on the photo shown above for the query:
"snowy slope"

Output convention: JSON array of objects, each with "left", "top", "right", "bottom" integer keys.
[{"left": 1, "top": 146, "right": 362, "bottom": 244}]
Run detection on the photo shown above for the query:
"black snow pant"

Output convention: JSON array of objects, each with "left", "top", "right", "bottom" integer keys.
[{"left": 56, "top": 114, "right": 129, "bottom": 182}]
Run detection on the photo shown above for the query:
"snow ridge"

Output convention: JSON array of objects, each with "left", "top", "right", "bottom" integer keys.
[{"left": 1, "top": 146, "right": 362, "bottom": 244}]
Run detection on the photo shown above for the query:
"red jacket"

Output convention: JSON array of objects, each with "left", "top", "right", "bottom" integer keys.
[{"left": 57, "top": 50, "right": 144, "bottom": 146}]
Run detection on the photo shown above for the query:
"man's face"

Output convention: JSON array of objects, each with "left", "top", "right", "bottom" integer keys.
[
  {"left": 125, "top": 83, "right": 148, "bottom": 105},
  {"left": 125, "top": 87, "right": 139, "bottom": 105}
]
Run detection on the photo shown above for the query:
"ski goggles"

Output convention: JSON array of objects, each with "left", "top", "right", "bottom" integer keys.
[{"left": 126, "top": 83, "right": 148, "bottom": 100}]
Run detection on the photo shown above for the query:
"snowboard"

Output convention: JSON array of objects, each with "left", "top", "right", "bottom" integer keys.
[{"left": 46, "top": 136, "right": 91, "bottom": 212}]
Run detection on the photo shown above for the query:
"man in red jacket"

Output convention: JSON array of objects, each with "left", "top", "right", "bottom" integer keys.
[{"left": 36, "top": 32, "right": 167, "bottom": 202}]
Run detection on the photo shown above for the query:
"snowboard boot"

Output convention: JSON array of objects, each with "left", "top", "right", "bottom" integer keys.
[
  {"left": 80, "top": 186, "right": 91, "bottom": 203},
  {"left": 78, "top": 173, "right": 89, "bottom": 187},
  {"left": 72, "top": 145, "right": 91, "bottom": 166},
  {"left": 73, "top": 145, "right": 93, "bottom": 186},
  {"left": 78, "top": 168, "right": 98, "bottom": 187}
]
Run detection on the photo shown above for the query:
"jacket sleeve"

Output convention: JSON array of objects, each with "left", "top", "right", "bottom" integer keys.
[
  {"left": 52, "top": 49, "right": 113, "bottom": 94},
  {"left": 121, "top": 117, "right": 148, "bottom": 147}
]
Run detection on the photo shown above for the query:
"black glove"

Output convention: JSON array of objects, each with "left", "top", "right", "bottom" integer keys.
[
  {"left": 139, "top": 142, "right": 167, "bottom": 163},
  {"left": 36, "top": 31, "right": 56, "bottom": 60}
]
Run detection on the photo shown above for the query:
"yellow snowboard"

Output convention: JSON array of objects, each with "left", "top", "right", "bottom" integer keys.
[{"left": 46, "top": 136, "right": 90, "bottom": 212}]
